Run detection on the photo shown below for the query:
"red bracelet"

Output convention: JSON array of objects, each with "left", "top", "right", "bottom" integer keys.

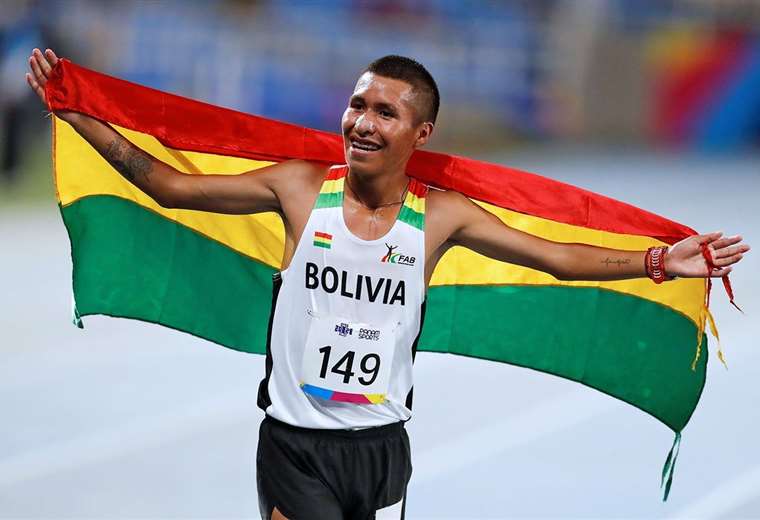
[{"left": 646, "top": 246, "right": 674, "bottom": 284}]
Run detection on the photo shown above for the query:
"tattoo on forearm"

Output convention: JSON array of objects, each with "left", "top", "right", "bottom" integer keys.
[
  {"left": 601, "top": 257, "right": 631, "bottom": 268},
  {"left": 104, "top": 138, "right": 153, "bottom": 183}
]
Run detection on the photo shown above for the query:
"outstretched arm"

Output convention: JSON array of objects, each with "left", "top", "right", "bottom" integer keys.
[
  {"left": 27, "top": 48, "right": 289, "bottom": 215},
  {"left": 444, "top": 191, "right": 749, "bottom": 281}
]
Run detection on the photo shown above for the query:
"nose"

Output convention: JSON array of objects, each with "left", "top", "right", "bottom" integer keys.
[{"left": 354, "top": 112, "right": 376, "bottom": 135}]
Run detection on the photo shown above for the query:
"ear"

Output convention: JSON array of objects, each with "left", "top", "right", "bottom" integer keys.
[{"left": 414, "top": 121, "right": 434, "bottom": 148}]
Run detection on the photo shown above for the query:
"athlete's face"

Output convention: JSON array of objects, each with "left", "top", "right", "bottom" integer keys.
[{"left": 341, "top": 72, "right": 433, "bottom": 178}]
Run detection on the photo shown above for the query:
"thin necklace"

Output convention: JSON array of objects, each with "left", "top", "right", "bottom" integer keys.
[{"left": 345, "top": 174, "right": 409, "bottom": 210}]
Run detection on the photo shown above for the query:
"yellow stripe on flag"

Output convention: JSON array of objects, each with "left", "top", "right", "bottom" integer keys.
[
  {"left": 405, "top": 191, "right": 425, "bottom": 214},
  {"left": 430, "top": 201, "right": 704, "bottom": 326},
  {"left": 320, "top": 177, "right": 345, "bottom": 194},
  {"left": 55, "top": 117, "right": 285, "bottom": 268}
]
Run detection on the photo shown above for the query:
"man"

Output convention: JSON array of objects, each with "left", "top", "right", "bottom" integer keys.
[{"left": 27, "top": 48, "right": 749, "bottom": 519}]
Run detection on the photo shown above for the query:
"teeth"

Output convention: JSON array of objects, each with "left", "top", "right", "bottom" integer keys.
[{"left": 351, "top": 140, "right": 380, "bottom": 151}]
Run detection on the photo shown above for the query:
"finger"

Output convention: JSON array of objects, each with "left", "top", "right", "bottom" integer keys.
[
  {"left": 44, "top": 48, "right": 59, "bottom": 67},
  {"left": 29, "top": 55, "right": 46, "bottom": 86},
  {"left": 709, "top": 266, "right": 733, "bottom": 277},
  {"left": 34, "top": 48, "right": 53, "bottom": 75},
  {"left": 25, "top": 73, "right": 45, "bottom": 101},
  {"left": 710, "top": 235, "right": 743, "bottom": 250},
  {"left": 696, "top": 231, "right": 723, "bottom": 245},
  {"left": 714, "top": 252, "right": 744, "bottom": 267},
  {"left": 714, "top": 243, "right": 750, "bottom": 259}
]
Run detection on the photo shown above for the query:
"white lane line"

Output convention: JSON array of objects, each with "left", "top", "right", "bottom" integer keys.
[
  {"left": 670, "top": 464, "right": 760, "bottom": 519},
  {"left": 410, "top": 389, "right": 619, "bottom": 485},
  {"left": 0, "top": 392, "right": 259, "bottom": 488}
]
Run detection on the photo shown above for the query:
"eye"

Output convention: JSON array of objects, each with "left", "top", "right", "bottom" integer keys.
[{"left": 379, "top": 109, "right": 394, "bottom": 119}]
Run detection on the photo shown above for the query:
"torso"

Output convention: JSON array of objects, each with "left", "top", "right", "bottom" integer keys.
[{"left": 258, "top": 164, "right": 433, "bottom": 429}]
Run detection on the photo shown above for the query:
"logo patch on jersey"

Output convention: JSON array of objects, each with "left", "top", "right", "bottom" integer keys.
[
  {"left": 381, "top": 243, "right": 415, "bottom": 266},
  {"left": 313, "top": 231, "right": 332, "bottom": 249},
  {"left": 334, "top": 322, "right": 353, "bottom": 337},
  {"left": 358, "top": 328, "right": 380, "bottom": 341}
]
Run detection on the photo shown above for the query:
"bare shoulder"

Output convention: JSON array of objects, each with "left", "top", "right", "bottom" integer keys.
[
  {"left": 263, "top": 159, "right": 329, "bottom": 203},
  {"left": 426, "top": 186, "right": 470, "bottom": 210},
  {"left": 272, "top": 160, "right": 333, "bottom": 234},
  {"left": 265, "top": 159, "right": 328, "bottom": 190},
  {"left": 425, "top": 186, "right": 502, "bottom": 247},
  {"left": 281, "top": 159, "right": 330, "bottom": 178},
  {"left": 426, "top": 187, "right": 477, "bottom": 223},
  {"left": 424, "top": 187, "right": 473, "bottom": 245}
]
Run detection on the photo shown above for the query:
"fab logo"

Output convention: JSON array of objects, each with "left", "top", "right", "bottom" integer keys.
[{"left": 381, "top": 243, "right": 415, "bottom": 266}]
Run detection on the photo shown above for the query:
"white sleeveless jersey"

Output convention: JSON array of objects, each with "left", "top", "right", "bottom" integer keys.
[{"left": 257, "top": 165, "right": 428, "bottom": 429}]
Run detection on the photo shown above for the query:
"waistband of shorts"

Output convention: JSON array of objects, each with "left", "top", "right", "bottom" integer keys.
[{"left": 263, "top": 415, "right": 405, "bottom": 439}]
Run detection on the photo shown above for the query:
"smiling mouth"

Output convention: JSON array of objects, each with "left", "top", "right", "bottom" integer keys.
[{"left": 349, "top": 137, "right": 382, "bottom": 153}]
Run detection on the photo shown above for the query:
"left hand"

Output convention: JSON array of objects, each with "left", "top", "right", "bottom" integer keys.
[{"left": 666, "top": 231, "right": 750, "bottom": 278}]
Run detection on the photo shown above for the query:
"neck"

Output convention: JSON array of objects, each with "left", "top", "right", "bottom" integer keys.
[{"left": 346, "top": 167, "right": 408, "bottom": 209}]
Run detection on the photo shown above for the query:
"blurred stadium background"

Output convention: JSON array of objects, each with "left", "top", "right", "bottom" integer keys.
[{"left": 1, "top": 0, "right": 758, "bottom": 518}]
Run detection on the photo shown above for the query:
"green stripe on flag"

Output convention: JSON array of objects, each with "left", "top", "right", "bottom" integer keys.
[
  {"left": 314, "top": 191, "right": 342, "bottom": 209},
  {"left": 61, "top": 195, "right": 275, "bottom": 354},
  {"left": 419, "top": 284, "right": 707, "bottom": 432},
  {"left": 398, "top": 205, "right": 424, "bottom": 230}
]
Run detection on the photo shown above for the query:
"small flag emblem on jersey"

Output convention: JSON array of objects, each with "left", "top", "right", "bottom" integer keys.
[{"left": 313, "top": 231, "right": 332, "bottom": 249}]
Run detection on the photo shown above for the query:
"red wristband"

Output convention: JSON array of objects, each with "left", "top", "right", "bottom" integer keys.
[{"left": 646, "top": 246, "right": 674, "bottom": 284}]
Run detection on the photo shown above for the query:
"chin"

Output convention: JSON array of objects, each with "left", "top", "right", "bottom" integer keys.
[{"left": 346, "top": 153, "right": 382, "bottom": 177}]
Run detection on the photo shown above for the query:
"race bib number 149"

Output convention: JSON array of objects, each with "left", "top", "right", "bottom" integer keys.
[{"left": 300, "top": 315, "right": 395, "bottom": 404}]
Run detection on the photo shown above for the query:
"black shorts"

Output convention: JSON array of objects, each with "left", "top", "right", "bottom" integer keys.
[{"left": 256, "top": 416, "right": 412, "bottom": 520}]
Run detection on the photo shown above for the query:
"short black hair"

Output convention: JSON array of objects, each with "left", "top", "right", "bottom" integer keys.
[{"left": 363, "top": 55, "right": 440, "bottom": 124}]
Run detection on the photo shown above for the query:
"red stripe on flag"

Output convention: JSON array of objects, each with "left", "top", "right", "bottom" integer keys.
[
  {"left": 407, "top": 177, "right": 427, "bottom": 198},
  {"left": 325, "top": 167, "right": 348, "bottom": 180},
  {"left": 314, "top": 231, "right": 332, "bottom": 239},
  {"left": 46, "top": 59, "right": 696, "bottom": 244}
]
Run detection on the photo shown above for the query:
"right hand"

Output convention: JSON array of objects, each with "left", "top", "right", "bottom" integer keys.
[
  {"left": 26, "top": 48, "right": 79, "bottom": 123},
  {"left": 26, "top": 48, "right": 58, "bottom": 105}
]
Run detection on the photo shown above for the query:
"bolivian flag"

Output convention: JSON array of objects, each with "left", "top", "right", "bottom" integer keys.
[{"left": 48, "top": 60, "right": 716, "bottom": 498}]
